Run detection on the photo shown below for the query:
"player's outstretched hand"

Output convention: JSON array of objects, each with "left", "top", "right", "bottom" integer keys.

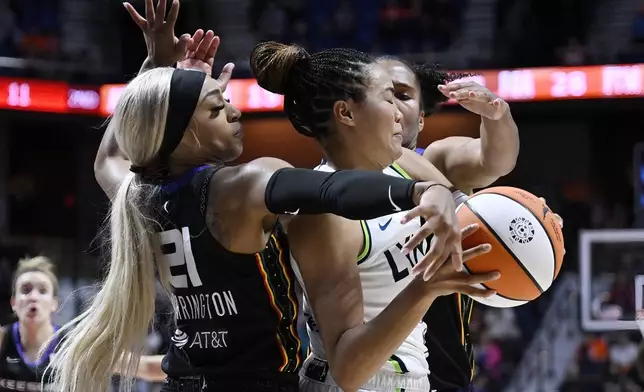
[
  {"left": 124, "top": 0, "right": 190, "bottom": 66},
  {"left": 424, "top": 223, "right": 499, "bottom": 298},
  {"left": 176, "top": 31, "right": 235, "bottom": 91},
  {"left": 401, "top": 183, "right": 462, "bottom": 281},
  {"left": 438, "top": 81, "right": 509, "bottom": 121}
]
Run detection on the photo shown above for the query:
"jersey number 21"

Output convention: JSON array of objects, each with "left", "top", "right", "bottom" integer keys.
[{"left": 156, "top": 227, "right": 203, "bottom": 289}]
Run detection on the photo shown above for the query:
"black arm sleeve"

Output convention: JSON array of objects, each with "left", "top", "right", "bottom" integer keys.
[{"left": 264, "top": 168, "right": 419, "bottom": 220}]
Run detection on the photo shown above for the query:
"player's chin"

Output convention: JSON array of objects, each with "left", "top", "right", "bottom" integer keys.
[
  {"left": 221, "top": 141, "right": 244, "bottom": 162},
  {"left": 390, "top": 141, "right": 403, "bottom": 160}
]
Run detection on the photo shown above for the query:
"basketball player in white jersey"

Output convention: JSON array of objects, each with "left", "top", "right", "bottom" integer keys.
[{"left": 250, "top": 42, "right": 501, "bottom": 392}]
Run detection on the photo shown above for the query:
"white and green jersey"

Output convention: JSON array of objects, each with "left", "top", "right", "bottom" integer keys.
[{"left": 291, "top": 162, "right": 431, "bottom": 390}]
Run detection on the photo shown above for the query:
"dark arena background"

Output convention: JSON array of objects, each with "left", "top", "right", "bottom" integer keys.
[{"left": 0, "top": 0, "right": 643, "bottom": 391}]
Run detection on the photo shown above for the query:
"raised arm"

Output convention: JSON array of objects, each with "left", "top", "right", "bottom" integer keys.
[
  {"left": 94, "top": 125, "right": 129, "bottom": 200},
  {"left": 96, "top": 0, "right": 224, "bottom": 199},
  {"left": 289, "top": 214, "right": 498, "bottom": 391},
  {"left": 423, "top": 82, "right": 519, "bottom": 193}
]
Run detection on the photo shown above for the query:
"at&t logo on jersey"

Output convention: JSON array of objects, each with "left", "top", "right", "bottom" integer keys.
[{"left": 171, "top": 329, "right": 189, "bottom": 349}]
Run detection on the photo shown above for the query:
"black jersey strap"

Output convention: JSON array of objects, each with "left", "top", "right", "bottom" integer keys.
[
  {"left": 264, "top": 168, "right": 420, "bottom": 220},
  {"left": 195, "top": 165, "right": 223, "bottom": 217}
]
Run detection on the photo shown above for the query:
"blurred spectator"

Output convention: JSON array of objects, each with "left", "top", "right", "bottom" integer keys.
[
  {"left": 632, "top": 7, "right": 644, "bottom": 44},
  {"left": 577, "top": 334, "right": 610, "bottom": 392},
  {"left": 609, "top": 333, "right": 639, "bottom": 375},
  {"left": 565, "top": 333, "right": 642, "bottom": 392},
  {"left": 291, "top": 18, "right": 309, "bottom": 48},
  {"left": 470, "top": 305, "right": 526, "bottom": 390},
  {"left": 620, "top": 7, "right": 644, "bottom": 63},
  {"left": 0, "top": 0, "right": 17, "bottom": 56},
  {"left": 334, "top": 0, "right": 355, "bottom": 47},
  {"left": 483, "top": 308, "right": 521, "bottom": 342},
  {"left": 424, "top": 0, "right": 460, "bottom": 51},
  {"left": 249, "top": 0, "right": 466, "bottom": 58},
  {"left": 8, "top": 0, "right": 60, "bottom": 60},
  {"left": 257, "top": 2, "right": 287, "bottom": 42},
  {"left": 557, "top": 37, "right": 587, "bottom": 66},
  {"left": 476, "top": 333, "right": 503, "bottom": 386},
  {"left": 378, "top": 0, "right": 411, "bottom": 52},
  {"left": 608, "top": 269, "right": 636, "bottom": 320}
]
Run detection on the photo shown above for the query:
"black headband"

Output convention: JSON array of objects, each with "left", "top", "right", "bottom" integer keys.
[{"left": 157, "top": 69, "right": 207, "bottom": 163}]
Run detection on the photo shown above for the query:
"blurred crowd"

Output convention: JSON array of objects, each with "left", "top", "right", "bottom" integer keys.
[
  {"left": 0, "top": 0, "right": 60, "bottom": 59},
  {"left": 1, "top": 1, "right": 644, "bottom": 391},
  {"left": 618, "top": 6, "right": 644, "bottom": 63},
  {"left": 562, "top": 332, "right": 642, "bottom": 392},
  {"left": 2, "top": 0, "right": 644, "bottom": 71},
  {"left": 244, "top": 0, "right": 644, "bottom": 69},
  {"left": 469, "top": 305, "right": 530, "bottom": 391},
  {"left": 249, "top": 0, "right": 466, "bottom": 55}
]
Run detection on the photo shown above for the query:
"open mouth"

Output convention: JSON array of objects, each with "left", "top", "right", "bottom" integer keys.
[{"left": 27, "top": 306, "right": 38, "bottom": 317}]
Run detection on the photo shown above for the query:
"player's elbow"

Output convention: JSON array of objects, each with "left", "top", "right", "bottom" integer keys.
[
  {"left": 330, "top": 364, "right": 362, "bottom": 392},
  {"left": 328, "top": 343, "right": 372, "bottom": 392}
]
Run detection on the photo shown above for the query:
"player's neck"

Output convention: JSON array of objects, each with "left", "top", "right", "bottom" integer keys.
[
  {"left": 19, "top": 322, "right": 54, "bottom": 352},
  {"left": 322, "top": 142, "right": 385, "bottom": 172}
]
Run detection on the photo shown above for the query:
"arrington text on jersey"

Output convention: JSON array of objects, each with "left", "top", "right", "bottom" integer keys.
[
  {"left": 169, "top": 291, "right": 239, "bottom": 350},
  {"left": 171, "top": 290, "right": 238, "bottom": 320}
]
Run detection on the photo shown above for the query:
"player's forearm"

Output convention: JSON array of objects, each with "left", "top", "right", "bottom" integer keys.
[
  {"left": 136, "top": 355, "right": 166, "bottom": 382},
  {"left": 329, "top": 278, "right": 436, "bottom": 391},
  {"left": 94, "top": 125, "right": 130, "bottom": 199},
  {"left": 478, "top": 111, "right": 519, "bottom": 176},
  {"left": 139, "top": 57, "right": 155, "bottom": 74}
]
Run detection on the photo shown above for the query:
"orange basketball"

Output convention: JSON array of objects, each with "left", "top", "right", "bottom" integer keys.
[{"left": 457, "top": 186, "right": 565, "bottom": 308}]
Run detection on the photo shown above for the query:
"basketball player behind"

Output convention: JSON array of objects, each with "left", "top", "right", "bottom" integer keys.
[
  {"left": 0, "top": 256, "right": 61, "bottom": 392},
  {"left": 45, "top": 4, "right": 472, "bottom": 392},
  {"left": 376, "top": 56, "right": 518, "bottom": 391},
  {"left": 250, "top": 42, "right": 502, "bottom": 392}
]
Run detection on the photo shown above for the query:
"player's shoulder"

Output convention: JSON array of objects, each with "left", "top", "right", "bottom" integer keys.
[{"left": 214, "top": 158, "right": 293, "bottom": 185}]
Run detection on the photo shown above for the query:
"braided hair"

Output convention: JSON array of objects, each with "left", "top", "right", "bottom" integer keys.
[
  {"left": 251, "top": 41, "right": 375, "bottom": 139},
  {"left": 376, "top": 55, "right": 472, "bottom": 115}
]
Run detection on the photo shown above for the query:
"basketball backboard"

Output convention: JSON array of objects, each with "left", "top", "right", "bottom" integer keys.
[{"left": 580, "top": 229, "right": 644, "bottom": 331}]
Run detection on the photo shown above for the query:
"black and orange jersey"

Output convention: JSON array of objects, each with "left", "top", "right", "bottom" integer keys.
[
  {"left": 154, "top": 166, "right": 300, "bottom": 386},
  {"left": 423, "top": 294, "right": 475, "bottom": 391}
]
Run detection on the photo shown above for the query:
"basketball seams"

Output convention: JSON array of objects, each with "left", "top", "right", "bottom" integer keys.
[
  {"left": 461, "top": 264, "right": 531, "bottom": 302},
  {"left": 485, "top": 191, "right": 559, "bottom": 283},
  {"left": 463, "top": 201, "right": 545, "bottom": 294}
]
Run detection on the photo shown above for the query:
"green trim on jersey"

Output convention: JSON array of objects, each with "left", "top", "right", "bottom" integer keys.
[
  {"left": 390, "top": 162, "right": 413, "bottom": 180},
  {"left": 357, "top": 220, "right": 372, "bottom": 264},
  {"left": 388, "top": 354, "right": 409, "bottom": 392}
]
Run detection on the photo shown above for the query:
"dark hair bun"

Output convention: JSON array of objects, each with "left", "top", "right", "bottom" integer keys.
[
  {"left": 250, "top": 41, "right": 310, "bottom": 95},
  {"left": 413, "top": 63, "right": 473, "bottom": 113}
]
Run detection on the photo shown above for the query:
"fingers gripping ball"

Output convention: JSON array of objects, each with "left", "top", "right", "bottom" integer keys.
[{"left": 456, "top": 187, "right": 565, "bottom": 308}]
